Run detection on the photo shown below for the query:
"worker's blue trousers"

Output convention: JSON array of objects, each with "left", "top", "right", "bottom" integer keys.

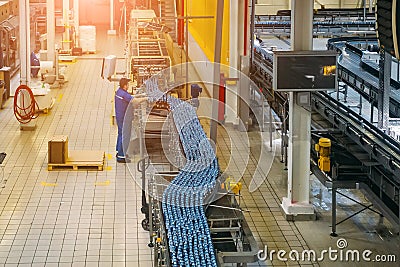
[{"left": 116, "top": 116, "right": 132, "bottom": 159}]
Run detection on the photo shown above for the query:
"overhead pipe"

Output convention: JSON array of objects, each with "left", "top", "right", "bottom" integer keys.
[
  {"left": 244, "top": 0, "right": 248, "bottom": 56},
  {"left": 178, "top": 0, "right": 184, "bottom": 46},
  {"left": 249, "top": 0, "right": 256, "bottom": 70},
  {"left": 210, "top": 0, "right": 224, "bottom": 146}
]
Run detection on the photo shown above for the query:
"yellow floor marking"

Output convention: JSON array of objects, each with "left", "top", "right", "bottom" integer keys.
[
  {"left": 95, "top": 180, "right": 110, "bottom": 186},
  {"left": 105, "top": 166, "right": 112, "bottom": 171},
  {"left": 107, "top": 154, "right": 113, "bottom": 160},
  {"left": 41, "top": 181, "right": 57, "bottom": 187},
  {"left": 56, "top": 94, "right": 63, "bottom": 103}
]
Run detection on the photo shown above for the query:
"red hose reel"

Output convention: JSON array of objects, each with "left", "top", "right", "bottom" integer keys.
[{"left": 13, "top": 84, "right": 40, "bottom": 124}]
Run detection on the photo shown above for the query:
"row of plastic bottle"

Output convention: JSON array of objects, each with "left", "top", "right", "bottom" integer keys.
[{"left": 145, "top": 77, "right": 219, "bottom": 267}]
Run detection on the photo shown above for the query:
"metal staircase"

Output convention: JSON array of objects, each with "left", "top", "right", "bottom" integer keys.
[{"left": 159, "top": 0, "right": 177, "bottom": 41}]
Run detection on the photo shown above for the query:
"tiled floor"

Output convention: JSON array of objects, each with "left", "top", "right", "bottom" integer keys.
[
  {"left": 0, "top": 30, "right": 153, "bottom": 267},
  {"left": 0, "top": 29, "right": 398, "bottom": 267}
]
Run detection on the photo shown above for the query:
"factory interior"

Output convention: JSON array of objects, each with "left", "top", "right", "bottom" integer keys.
[{"left": 0, "top": 0, "right": 399, "bottom": 266}]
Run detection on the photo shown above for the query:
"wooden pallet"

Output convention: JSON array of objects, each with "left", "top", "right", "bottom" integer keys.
[
  {"left": 48, "top": 150, "right": 105, "bottom": 171},
  {"left": 82, "top": 50, "right": 96, "bottom": 55},
  {"left": 58, "top": 56, "right": 77, "bottom": 63}
]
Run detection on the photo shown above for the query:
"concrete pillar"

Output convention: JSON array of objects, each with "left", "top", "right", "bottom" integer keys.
[
  {"left": 229, "top": 0, "right": 239, "bottom": 69},
  {"left": 238, "top": 0, "right": 250, "bottom": 132},
  {"left": 238, "top": 0, "right": 245, "bottom": 55},
  {"left": 19, "top": 0, "right": 36, "bottom": 130},
  {"left": 238, "top": 55, "right": 250, "bottom": 132},
  {"left": 63, "top": 0, "right": 70, "bottom": 50},
  {"left": 19, "top": 0, "right": 30, "bottom": 85},
  {"left": 291, "top": 0, "right": 313, "bottom": 51},
  {"left": 210, "top": 0, "right": 224, "bottom": 145},
  {"left": 73, "top": 0, "right": 80, "bottom": 44},
  {"left": 227, "top": 0, "right": 239, "bottom": 125},
  {"left": 281, "top": 0, "right": 315, "bottom": 220},
  {"left": 47, "top": 0, "right": 55, "bottom": 63},
  {"left": 108, "top": 0, "right": 117, "bottom": 35}
]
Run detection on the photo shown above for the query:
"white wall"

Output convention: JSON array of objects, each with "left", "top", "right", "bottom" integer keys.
[
  {"left": 255, "top": 0, "right": 289, "bottom": 15},
  {"left": 187, "top": 32, "right": 215, "bottom": 97},
  {"left": 187, "top": 32, "right": 241, "bottom": 125}
]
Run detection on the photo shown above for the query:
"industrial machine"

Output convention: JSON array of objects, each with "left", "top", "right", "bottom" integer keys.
[
  {"left": 128, "top": 70, "right": 259, "bottom": 266},
  {"left": 250, "top": 34, "right": 400, "bottom": 236},
  {"left": 314, "top": 137, "right": 331, "bottom": 173},
  {"left": 127, "top": 9, "right": 172, "bottom": 88},
  {"left": 255, "top": 8, "right": 376, "bottom": 38},
  {"left": 0, "top": 15, "right": 19, "bottom": 75},
  {"left": 0, "top": 0, "right": 40, "bottom": 105},
  {"left": 0, "top": 6, "right": 18, "bottom": 104},
  {"left": 30, "top": 2, "right": 48, "bottom": 50},
  {"left": 327, "top": 37, "right": 400, "bottom": 117}
]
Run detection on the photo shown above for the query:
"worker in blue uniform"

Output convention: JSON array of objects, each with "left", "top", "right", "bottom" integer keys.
[
  {"left": 30, "top": 49, "right": 40, "bottom": 78},
  {"left": 190, "top": 83, "right": 202, "bottom": 108},
  {"left": 115, "top": 77, "right": 147, "bottom": 163}
]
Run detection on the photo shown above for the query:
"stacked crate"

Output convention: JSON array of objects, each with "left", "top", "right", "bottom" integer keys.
[{"left": 79, "top": 25, "right": 96, "bottom": 53}]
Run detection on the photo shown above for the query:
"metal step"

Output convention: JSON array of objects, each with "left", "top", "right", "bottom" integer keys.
[{"left": 160, "top": 0, "right": 177, "bottom": 41}]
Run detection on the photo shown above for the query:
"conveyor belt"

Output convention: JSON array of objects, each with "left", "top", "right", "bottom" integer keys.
[
  {"left": 312, "top": 92, "right": 400, "bottom": 218},
  {"left": 250, "top": 39, "right": 400, "bottom": 221},
  {"left": 255, "top": 21, "right": 375, "bottom": 27},
  {"left": 346, "top": 41, "right": 400, "bottom": 90},
  {"left": 312, "top": 92, "right": 400, "bottom": 184},
  {"left": 145, "top": 78, "right": 218, "bottom": 266},
  {"left": 314, "top": 7, "right": 375, "bottom": 15},
  {"left": 329, "top": 38, "right": 400, "bottom": 117},
  {"left": 275, "top": 7, "right": 375, "bottom": 16},
  {"left": 254, "top": 13, "right": 376, "bottom": 37}
]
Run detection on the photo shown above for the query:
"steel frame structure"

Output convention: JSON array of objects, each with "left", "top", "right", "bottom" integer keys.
[
  {"left": 250, "top": 39, "right": 400, "bottom": 236},
  {"left": 328, "top": 38, "right": 400, "bottom": 118},
  {"left": 127, "top": 9, "right": 171, "bottom": 88},
  {"left": 254, "top": 13, "right": 376, "bottom": 38}
]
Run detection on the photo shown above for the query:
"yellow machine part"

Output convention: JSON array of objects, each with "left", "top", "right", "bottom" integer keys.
[
  {"left": 318, "top": 157, "right": 331, "bottom": 172},
  {"left": 221, "top": 177, "right": 242, "bottom": 195},
  {"left": 170, "top": 92, "right": 179, "bottom": 98},
  {"left": 315, "top": 138, "right": 331, "bottom": 172}
]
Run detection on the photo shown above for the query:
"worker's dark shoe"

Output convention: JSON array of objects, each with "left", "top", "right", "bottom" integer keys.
[
  {"left": 116, "top": 154, "right": 126, "bottom": 163},
  {"left": 117, "top": 158, "right": 126, "bottom": 163},
  {"left": 116, "top": 155, "right": 131, "bottom": 163}
]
